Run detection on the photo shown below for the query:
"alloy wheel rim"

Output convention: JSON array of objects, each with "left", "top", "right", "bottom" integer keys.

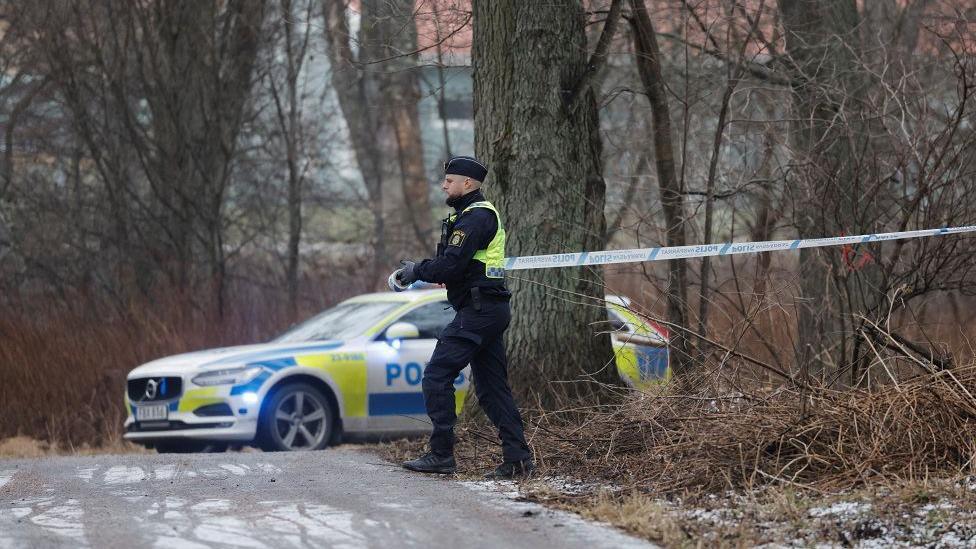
[{"left": 273, "top": 390, "right": 327, "bottom": 449}]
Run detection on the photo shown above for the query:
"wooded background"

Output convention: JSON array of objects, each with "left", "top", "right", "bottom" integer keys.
[{"left": 3, "top": 0, "right": 976, "bottom": 424}]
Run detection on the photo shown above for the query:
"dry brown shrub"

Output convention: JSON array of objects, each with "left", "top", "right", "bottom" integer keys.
[
  {"left": 0, "top": 278, "right": 357, "bottom": 448},
  {"left": 0, "top": 436, "right": 150, "bottom": 457},
  {"left": 0, "top": 436, "right": 56, "bottom": 458},
  {"left": 513, "top": 364, "right": 976, "bottom": 492},
  {"left": 422, "top": 361, "right": 976, "bottom": 494}
]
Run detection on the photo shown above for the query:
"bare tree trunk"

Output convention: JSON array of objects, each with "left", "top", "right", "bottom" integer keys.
[
  {"left": 780, "top": 0, "right": 920, "bottom": 385},
  {"left": 473, "top": 0, "right": 617, "bottom": 405},
  {"left": 697, "top": 0, "right": 765, "bottom": 339},
  {"left": 862, "top": 0, "right": 931, "bottom": 59},
  {"left": 750, "top": 128, "right": 780, "bottom": 300},
  {"left": 376, "top": 0, "right": 433, "bottom": 258},
  {"left": 629, "top": 0, "right": 692, "bottom": 377},
  {"left": 322, "top": 0, "right": 387, "bottom": 281},
  {"left": 270, "top": 0, "right": 313, "bottom": 320},
  {"left": 323, "top": 0, "right": 433, "bottom": 275},
  {"left": 2, "top": 79, "right": 48, "bottom": 202},
  {"left": 780, "top": 0, "right": 866, "bottom": 378},
  {"left": 211, "top": 0, "right": 266, "bottom": 317},
  {"left": 431, "top": 1, "right": 453, "bottom": 159},
  {"left": 37, "top": 0, "right": 266, "bottom": 308}
]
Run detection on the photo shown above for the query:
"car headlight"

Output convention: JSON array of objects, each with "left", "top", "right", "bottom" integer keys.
[{"left": 192, "top": 366, "right": 264, "bottom": 387}]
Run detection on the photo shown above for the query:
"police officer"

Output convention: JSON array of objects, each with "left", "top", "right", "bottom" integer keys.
[{"left": 392, "top": 155, "right": 534, "bottom": 479}]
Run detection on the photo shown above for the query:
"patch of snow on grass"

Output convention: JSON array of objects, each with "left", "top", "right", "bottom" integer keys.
[
  {"left": 808, "top": 501, "right": 871, "bottom": 518},
  {"left": 917, "top": 501, "right": 955, "bottom": 516},
  {"left": 685, "top": 508, "right": 735, "bottom": 527}
]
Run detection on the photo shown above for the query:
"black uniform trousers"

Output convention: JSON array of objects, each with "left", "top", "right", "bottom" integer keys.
[{"left": 422, "top": 297, "right": 531, "bottom": 462}]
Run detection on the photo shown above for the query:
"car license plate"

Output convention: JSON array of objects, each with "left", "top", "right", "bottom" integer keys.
[{"left": 136, "top": 404, "right": 168, "bottom": 421}]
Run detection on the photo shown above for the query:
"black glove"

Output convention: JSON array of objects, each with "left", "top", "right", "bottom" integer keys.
[{"left": 396, "top": 260, "right": 419, "bottom": 285}]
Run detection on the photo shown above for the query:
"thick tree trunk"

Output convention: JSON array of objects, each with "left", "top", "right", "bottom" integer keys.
[
  {"left": 780, "top": 0, "right": 880, "bottom": 380},
  {"left": 472, "top": 0, "right": 617, "bottom": 406}
]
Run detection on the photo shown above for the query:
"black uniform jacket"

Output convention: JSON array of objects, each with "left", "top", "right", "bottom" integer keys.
[{"left": 415, "top": 189, "right": 510, "bottom": 308}]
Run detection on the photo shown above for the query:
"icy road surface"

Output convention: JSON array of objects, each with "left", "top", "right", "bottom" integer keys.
[{"left": 0, "top": 448, "right": 652, "bottom": 548}]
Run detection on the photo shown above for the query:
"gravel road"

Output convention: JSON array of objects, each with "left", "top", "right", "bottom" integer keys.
[{"left": 0, "top": 448, "right": 652, "bottom": 548}]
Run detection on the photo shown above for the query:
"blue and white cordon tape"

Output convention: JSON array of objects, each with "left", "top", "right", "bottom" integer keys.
[
  {"left": 389, "top": 225, "right": 976, "bottom": 291},
  {"left": 502, "top": 225, "right": 976, "bottom": 271}
]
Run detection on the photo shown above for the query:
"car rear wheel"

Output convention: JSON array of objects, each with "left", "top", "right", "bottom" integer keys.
[{"left": 258, "top": 382, "right": 333, "bottom": 451}]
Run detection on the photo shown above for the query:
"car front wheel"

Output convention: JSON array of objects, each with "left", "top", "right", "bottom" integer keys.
[{"left": 257, "top": 382, "right": 334, "bottom": 451}]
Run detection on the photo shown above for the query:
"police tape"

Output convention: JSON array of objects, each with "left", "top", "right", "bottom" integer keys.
[{"left": 503, "top": 225, "right": 976, "bottom": 271}]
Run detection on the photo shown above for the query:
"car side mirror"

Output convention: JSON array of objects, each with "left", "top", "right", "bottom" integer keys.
[
  {"left": 385, "top": 322, "right": 420, "bottom": 343},
  {"left": 608, "top": 317, "right": 627, "bottom": 332}
]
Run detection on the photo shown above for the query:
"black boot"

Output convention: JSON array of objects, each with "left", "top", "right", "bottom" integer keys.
[
  {"left": 402, "top": 452, "right": 456, "bottom": 474},
  {"left": 484, "top": 459, "right": 535, "bottom": 479}
]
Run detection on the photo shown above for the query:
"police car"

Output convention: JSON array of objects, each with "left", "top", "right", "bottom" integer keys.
[{"left": 123, "top": 289, "right": 668, "bottom": 453}]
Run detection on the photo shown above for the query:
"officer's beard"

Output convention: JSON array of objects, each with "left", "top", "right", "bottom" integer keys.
[{"left": 446, "top": 187, "right": 478, "bottom": 208}]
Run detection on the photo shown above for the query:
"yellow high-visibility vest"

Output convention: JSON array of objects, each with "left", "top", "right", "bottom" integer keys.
[{"left": 461, "top": 201, "right": 506, "bottom": 279}]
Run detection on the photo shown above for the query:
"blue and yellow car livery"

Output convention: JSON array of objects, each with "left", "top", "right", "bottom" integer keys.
[{"left": 123, "top": 289, "right": 668, "bottom": 452}]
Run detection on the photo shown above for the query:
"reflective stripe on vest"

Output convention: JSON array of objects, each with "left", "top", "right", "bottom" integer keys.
[{"left": 462, "top": 201, "right": 506, "bottom": 279}]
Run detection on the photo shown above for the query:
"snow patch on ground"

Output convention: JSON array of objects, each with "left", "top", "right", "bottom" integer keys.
[
  {"left": 510, "top": 475, "right": 976, "bottom": 547},
  {"left": 256, "top": 502, "right": 364, "bottom": 548},
  {"left": 0, "top": 470, "right": 14, "bottom": 489},
  {"left": 684, "top": 507, "right": 736, "bottom": 527},
  {"left": 29, "top": 498, "right": 87, "bottom": 546},
  {"left": 152, "top": 536, "right": 211, "bottom": 549},
  {"left": 152, "top": 464, "right": 176, "bottom": 481},
  {"left": 539, "top": 475, "right": 606, "bottom": 496},
  {"left": 75, "top": 466, "right": 98, "bottom": 482},
  {"left": 918, "top": 501, "right": 956, "bottom": 515},
  {"left": 255, "top": 463, "right": 282, "bottom": 474},
  {"left": 104, "top": 465, "right": 146, "bottom": 485},
  {"left": 808, "top": 501, "right": 871, "bottom": 518},
  {"left": 137, "top": 498, "right": 366, "bottom": 548},
  {"left": 217, "top": 463, "right": 248, "bottom": 476}
]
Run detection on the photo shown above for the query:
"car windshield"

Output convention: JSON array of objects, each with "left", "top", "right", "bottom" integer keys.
[{"left": 274, "top": 301, "right": 403, "bottom": 342}]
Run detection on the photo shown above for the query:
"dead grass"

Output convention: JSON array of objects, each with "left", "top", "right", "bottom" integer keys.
[
  {"left": 512, "top": 364, "right": 976, "bottom": 494},
  {"left": 0, "top": 279, "right": 358, "bottom": 448},
  {"left": 0, "top": 436, "right": 150, "bottom": 458},
  {"left": 545, "top": 477, "right": 976, "bottom": 547},
  {"left": 379, "top": 358, "right": 976, "bottom": 546},
  {"left": 577, "top": 491, "right": 689, "bottom": 547},
  {"left": 383, "top": 364, "right": 976, "bottom": 494},
  {"left": 0, "top": 436, "right": 58, "bottom": 458}
]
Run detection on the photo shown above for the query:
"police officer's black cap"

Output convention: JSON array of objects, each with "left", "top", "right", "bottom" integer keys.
[{"left": 444, "top": 156, "right": 488, "bottom": 182}]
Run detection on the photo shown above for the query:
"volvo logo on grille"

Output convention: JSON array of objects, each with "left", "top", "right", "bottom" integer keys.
[{"left": 144, "top": 378, "right": 159, "bottom": 400}]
